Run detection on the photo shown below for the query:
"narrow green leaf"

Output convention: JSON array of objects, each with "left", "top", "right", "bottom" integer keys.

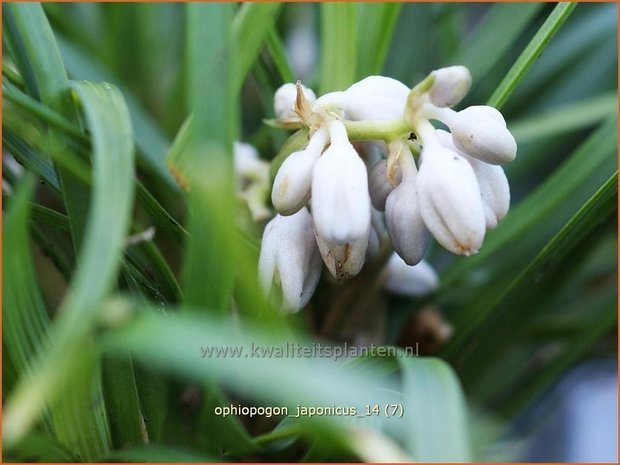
[
  {"left": 266, "top": 27, "right": 295, "bottom": 84},
  {"left": 510, "top": 92, "right": 617, "bottom": 144},
  {"left": 451, "top": 173, "right": 617, "bottom": 382},
  {"left": 441, "top": 116, "right": 617, "bottom": 325},
  {"left": 102, "top": 310, "right": 400, "bottom": 421},
  {"left": 320, "top": 3, "right": 357, "bottom": 93},
  {"left": 183, "top": 4, "right": 236, "bottom": 312},
  {"left": 3, "top": 2, "right": 90, "bottom": 246},
  {"left": 398, "top": 356, "right": 472, "bottom": 461},
  {"left": 133, "top": 367, "right": 168, "bottom": 443},
  {"left": 356, "top": 3, "right": 402, "bottom": 78},
  {"left": 101, "top": 354, "right": 144, "bottom": 449},
  {"left": 2, "top": 175, "right": 51, "bottom": 396},
  {"left": 103, "top": 444, "right": 216, "bottom": 463},
  {"left": 3, "top": 432, "right": 77, "bottom": 463},
  {"left": 4, "top": 80, "right": 186, "bottom": 242},
  {"left": 57, "top": 37, "right": 178, "bottom": 191},
  {"left": 507, "top": 3, "right": 617, "bottom": 107},
  {"left": 3, "top": 77, "right": 88, "bottom": 144},
  {"left": 488, "top": 2, "right": 577, "bottom": 108},
  {"left": 502, "top": 301, "right": 616, "bottom": 416},
  {"left": 452, "top": 3, "right": 544, "bottom": 81},
  {"left": 232, "top": 2, "right": 284, "bottom": 92},
  {"left": 3, "top": 82, "right": 135, "bottom": 459}
]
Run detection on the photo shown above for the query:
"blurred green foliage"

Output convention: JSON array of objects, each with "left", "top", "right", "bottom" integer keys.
[{"left": 2, "top": 2, "right": 617, "bottom": 462}]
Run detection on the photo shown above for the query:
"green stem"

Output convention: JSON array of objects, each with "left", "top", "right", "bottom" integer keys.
[{"left": 344, "top": 118, "right": 411, "bottom": 142}]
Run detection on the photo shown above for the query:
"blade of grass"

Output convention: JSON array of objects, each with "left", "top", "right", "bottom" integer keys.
[
  {"left": 501, "top": 300, "right": 616, "bottom": 416},
  {"left": 3, "top": 3, "right": 91, "bottom": 246},
  {"left": 440, "top": 115, "right": 617, "bottom": 323},
  {"left": 3, "top": 77, "right": 88, "bottom": 144},
  {"left": 356, "top": 3, "right": 402, "bottom": 78},
  {"left": 184, "top": 3, "right": 236, "bottom": 312},
  {"left": 507, "top": 3, "right": 617, "bottom": 108},
  {"left": 101, "top": 354, "right": 144, "bottom": 449},
  {"left": 488, "top": 2, "right": 577, "bottom": 109},
  {"left": 3, "top": 432, "right": 77, "bottom": 463},
  {"left": 509, "top": 92, "right": 617, "bottom": 144},
  {"left": 232, "top": 2, "right": 284, "bottom": 92},
  {"left": 3, "top": 82, "right": 135, "bottom": 458},
  {"left": 320, "top": 3, "right": 357, "bottom": 93},
  {"left": 56, "top": 37, "right": 178, "bottom": 191},
  {"left": 398, "top": 356, "right": 472, "bottom": 461},
  {"left": 4, "top": 81, "right": 186, "bottom": 242},
  {"left": 448, "top": 172, "right": 617, "bottom": 381},
  {"left": 451, "top": 3, "right": 544, "bottom": 82},
  {"left": 2, "top": 176, "right": 54, "bottom": 436},
  {"left": 185, "top": 4, "right": 261, "bottom": 456},
  {"left": 265, "top": 27, "right": 295, "bottom": 84},
  {"left": 102, "top": 444, "right": 216, "bottom": 463}
]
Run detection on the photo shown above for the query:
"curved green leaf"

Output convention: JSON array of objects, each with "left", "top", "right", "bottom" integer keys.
[
  {"left": 3, "top": 81, "right": 135, "bottom": 459},
  {"left": 398, "top": 356, "right": 472, "bottom": 461},
  {"left": 488, "top": 2, "right": 577, "bottom": 108}
]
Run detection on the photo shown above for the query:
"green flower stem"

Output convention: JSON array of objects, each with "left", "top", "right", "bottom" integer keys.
[{"left": 344, "top": 118, "right": 411, "bottom": 142}]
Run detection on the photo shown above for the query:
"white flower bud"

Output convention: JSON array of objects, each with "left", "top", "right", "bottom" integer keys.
[
  {"left": 234, "top": 142, "right": 268, "bottom": 181},
  {"left": 233, "top": 142, "right": 271, "bottom": 221},
  {"left": 416, "top": 138, "right": 486, "bottom": 256},
  {"left": 271, "top": 128, "right": 328, "bottom": 215},
  {"left": 368, "top": 159, "right": 401, "bottom": 211},
  {"left": 436, "top": 129, "right": 510, "bottom": 229},
  {"left": 274, "top": 82, "right": 316, "bottom": 120},
  {"left": 449, "top": 105, "right": 517, "bottom": 165},
  {"left": 311, "top": 120, "right": 371, "bottom": 279},
  {"left": 315, "top": 76, "right": 410, "bottom": 121},
  {"left": 258, "top": 208, "right": 322, "bottom": 312},
  {"left": 383, "top": 254, "right": 439, "bottom": 297},
  {"left": 343, "top": 76, "right": 410, "bottom": 120},
  {"left": 429, "top": 66, "right": 472, "bottom": 107},
  {"left": 384, "top": 150, "right": 430, "bottom": 265},
  {"left": 469, "top": 157, "right": 510, "bottom": 229}
]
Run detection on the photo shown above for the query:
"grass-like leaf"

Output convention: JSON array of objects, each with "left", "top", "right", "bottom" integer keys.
[
  {"left": 441, "top": 116, "right": 617, "bottom": 329},
  {"left": 3, "top": 81, "right": 135, "bottom": 460},
  {"left": 232, "top": 2, "right": 284, "bottom": 92},
  {"left": 488, "top": 2, "right": 577, "bottom": 108},
  {"left": 356, "top": 3, "right": 402, "bottom": 78},
  {"left": 452, "top": 3, "right": 544, "bottom": 81},
  {"left": 399, "top": 356, "right": 472, "bottom": 461},
  {"left": 4, "top": 3, "right": 91, "bottom": 246},
  {"left": 320, "top": 3, "right": 357, "bottom": 93},
  {"left": 510, "top": 92, "right": 617, "bottom": 143},
  {"left": 453, "top": 172, "right": 617, "bottom": 387}
]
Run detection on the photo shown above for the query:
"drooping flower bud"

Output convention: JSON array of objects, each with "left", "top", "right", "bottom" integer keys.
[
  {"left": 311, "top": 120, "right": 371, "bottom": 279},
  {"left": 233, "top": 142, "right": 271, "bottom": 221},
  {"left": 258, "top": 208, "right": 322, "bottom": 312},
  {"left": 271, "top": 128, "right": 328, "bottom": 215},
  {"left": 435, "top": 129, "right": 510, "bottom": 229},
  {"left": 274, "top": 82, "right": 317, "bottom": 121},
  {"left": 429, "top": 66, "right": 472, "bottom": 107},
  {"left": 384, "top": 145, "right": 430, "bottom": 265},
  {"left": 449, "top": 105, "right": 517, "bottom": 165},
  {"left": 383, "top": 254, "right": 439, "bottom": 297},
  {"left": 416, "top": 123, "right": 486, "bottom": 255},
  {"left": 342, "top": 76, "right": 411, "bottom": 120},
  {"left": 368, "top": 159, "right": 401, "bottom": 211}
]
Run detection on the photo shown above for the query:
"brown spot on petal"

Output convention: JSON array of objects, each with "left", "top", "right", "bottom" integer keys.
[{"left": 343, "top": 243, "right": 351, "bottom": 263}]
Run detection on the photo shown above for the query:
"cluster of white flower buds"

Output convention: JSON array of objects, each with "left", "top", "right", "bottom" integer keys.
[{"left": 259, "top": 67, "right": 516, "bottom": 312}]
